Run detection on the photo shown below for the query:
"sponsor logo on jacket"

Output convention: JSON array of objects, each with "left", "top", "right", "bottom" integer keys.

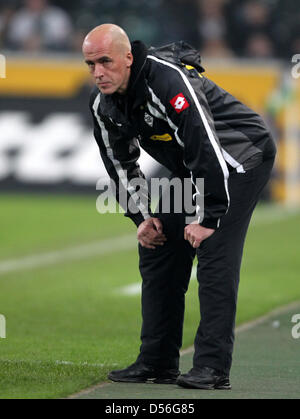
[{"left": 170, "top": 93, "right": 190, "bottom": 113}]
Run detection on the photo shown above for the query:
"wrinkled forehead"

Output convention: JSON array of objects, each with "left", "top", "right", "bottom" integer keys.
[{"left": 83, "top": 33, "right": 123, "bottom": 59}]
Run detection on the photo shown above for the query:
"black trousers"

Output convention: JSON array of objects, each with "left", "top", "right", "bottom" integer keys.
[{"left": 137, "top": 157, "right": 274, "bottom": 375}]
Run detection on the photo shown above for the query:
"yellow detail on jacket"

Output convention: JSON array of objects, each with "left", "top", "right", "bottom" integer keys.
[
  {"left": 150, "top": 133, "right": 173, "bottom": 142},
  {"left": 184, "top": 64, "right": 203, "bottom": 78}
]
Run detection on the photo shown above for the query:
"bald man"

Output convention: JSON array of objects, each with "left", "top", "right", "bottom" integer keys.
[{"left": 83, "top": 24, "right": 276, "bottom": 389}]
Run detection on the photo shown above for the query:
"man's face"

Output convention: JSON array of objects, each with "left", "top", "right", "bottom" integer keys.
[{"left": 83, "top": 38, "right": 133, "bottom": 95}]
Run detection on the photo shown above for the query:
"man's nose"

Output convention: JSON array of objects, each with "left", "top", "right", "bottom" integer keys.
[{"left": 94, "top": 63, "right": 104, "bottom": 78}]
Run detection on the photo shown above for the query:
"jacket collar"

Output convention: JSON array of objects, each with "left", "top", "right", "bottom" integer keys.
[{"left": 127, "top": 40, "right": 148, "bottom": 97}]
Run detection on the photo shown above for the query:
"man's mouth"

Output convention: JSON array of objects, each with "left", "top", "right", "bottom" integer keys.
[{"left": 97, "top": 82, "right": 111, "bottom": 87}]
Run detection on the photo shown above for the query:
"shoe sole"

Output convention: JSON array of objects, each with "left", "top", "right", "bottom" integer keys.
[
  {"left": 176, "top": 378, "right": 231, "bottom": 390},
  {"left": 108, "top": 375, "right": 178, "bottom": 384},
  {"left": 108, "top": 376, "right": 148, "bottom": 383},
  {"left": 153, "top": 377, "right": 179, "bottom": 384}
]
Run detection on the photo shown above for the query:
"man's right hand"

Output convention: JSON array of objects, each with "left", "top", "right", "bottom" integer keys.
[{"left": 137, "top": 218, "right": 167, "bottom": 249}]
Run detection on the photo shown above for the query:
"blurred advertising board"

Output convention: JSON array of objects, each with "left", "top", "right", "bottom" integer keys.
[
  {"left": 0, "top": 55, "right": 162, "bottom": 192},
  {"left": 0, "top": 55, "right": 298, "bottom": 203}
]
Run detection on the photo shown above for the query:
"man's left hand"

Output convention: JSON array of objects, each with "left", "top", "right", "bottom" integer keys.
[{"left": 184, "top": 222, "right": 215, "bottom": 248}]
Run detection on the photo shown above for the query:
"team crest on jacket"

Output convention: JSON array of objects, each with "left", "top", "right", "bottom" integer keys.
[
  {"left": 170, "top": 93, "right": 190, "bottom": 113},
  {"left": 144, "top": 112, "right": 154, "bottom": 127}
]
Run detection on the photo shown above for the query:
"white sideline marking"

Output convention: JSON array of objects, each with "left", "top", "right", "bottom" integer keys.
[
  {"left": 118, "top": 266, "right": 197, "bottom": 296},
  {"left": 0, "top": 205, "right": 298, "bottom": 277},
  {"left": 250, "top": 204, "right": 300, "bottom": 227},
  {"left": 0, "top": 234, "right": 137, "bottom": 276},
  {"left": 119, "top": 282, "right": 141, "bottom": 296}
]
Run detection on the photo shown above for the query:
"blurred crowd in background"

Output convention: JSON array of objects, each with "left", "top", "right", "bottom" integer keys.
[{"left": 0, "top": 0, "right": 299, "bottom": 59}]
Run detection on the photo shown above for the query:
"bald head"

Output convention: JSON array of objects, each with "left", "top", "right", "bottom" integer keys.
[
  {"left": 82, "top": 24, "right": 131, "bottom": 56},
  {"left": 82, "top": 24, "right": 133, "bottom": 95}
]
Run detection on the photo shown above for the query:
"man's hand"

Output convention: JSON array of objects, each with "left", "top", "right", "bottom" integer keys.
[
  {"left": 184, "top": 221, "right": 215, "bottom": 248},
  {"left": 137, "top": 218, "right": 167, "bottom": 249}
]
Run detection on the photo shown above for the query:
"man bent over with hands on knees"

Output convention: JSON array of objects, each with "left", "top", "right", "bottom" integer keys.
[{"left": 82, "top": 24, "right": 276, "bottom": 390}]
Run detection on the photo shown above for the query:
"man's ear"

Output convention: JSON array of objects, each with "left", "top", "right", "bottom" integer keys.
[{"left": 126, "top": 51, "right": 133, "bottom": 68}]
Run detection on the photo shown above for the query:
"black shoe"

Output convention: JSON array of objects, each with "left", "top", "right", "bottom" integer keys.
[
  {"left": 176, "top": 366, "right": 231, "bottom": 390},
  {"left": 108, "top": 361, "right": 180, "bottom": 384}
]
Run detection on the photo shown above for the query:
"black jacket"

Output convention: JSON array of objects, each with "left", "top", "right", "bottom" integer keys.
[{"left": 89, "top": 41, "right": 276, "bottom": 229}]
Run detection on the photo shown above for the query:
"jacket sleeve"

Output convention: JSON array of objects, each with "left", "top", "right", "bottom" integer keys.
[
  {"left": 147, "top": 57, "right": 230, "bottom": 229},
  {"left": 90, "top": 92, "right": 153, "bottom": 227}
]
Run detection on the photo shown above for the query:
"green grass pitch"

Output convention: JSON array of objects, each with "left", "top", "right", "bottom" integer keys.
[{"left": 0, "top": 194, "right": 299, "bottom": 399}]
